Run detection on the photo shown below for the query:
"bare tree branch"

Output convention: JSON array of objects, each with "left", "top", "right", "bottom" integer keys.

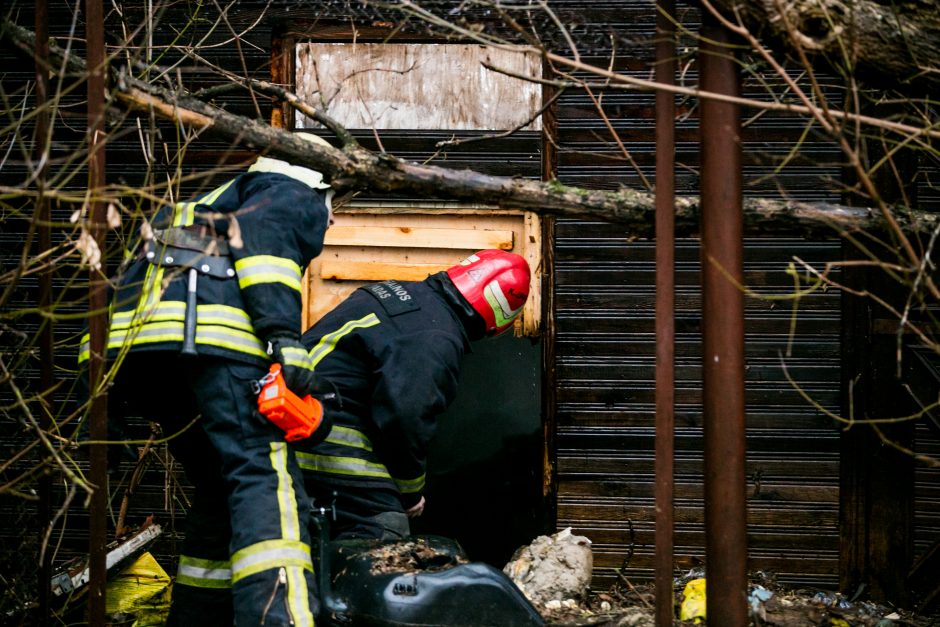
[
  {"left": 711, "top": 0, "right": 940, "bottom": 93},
  {"left": 2, "top": 18, "right": 937, "bottom": 240}
]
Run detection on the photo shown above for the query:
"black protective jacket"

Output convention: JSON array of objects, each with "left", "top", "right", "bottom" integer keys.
[
  {"left": 79, "top": 170, "right": 330, "bottom": 366},
  {"left": 295, "top": 274, "right": 476, "bottom": 510}
]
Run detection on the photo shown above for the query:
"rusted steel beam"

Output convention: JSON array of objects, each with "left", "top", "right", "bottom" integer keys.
[
  {"left": 699, "top": 10, "right": 749, "bottom": 627},
  {"left": 85, "top": 0, "right": 108, "bottom": 623},
  {"left": 653, "top": 0, "right": 677, "bottom": 624}
]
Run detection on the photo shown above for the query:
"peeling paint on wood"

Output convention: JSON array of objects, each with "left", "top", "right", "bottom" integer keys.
[{"left": 296, "top": 43, "right": 542, "bottom": 130}]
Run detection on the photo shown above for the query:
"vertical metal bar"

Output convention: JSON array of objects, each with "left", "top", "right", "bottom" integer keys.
[
  {"left": 653, "top": 0, "right": 677, "bottom": 624},
  {"left": 541, "top": 56, "right": 559, "bottom": 515},
  {"left": 85, "top": 0, "right": 108, "bottom": 623},
  {"left": 699, "top": 9, "right": 748, "bottom": 627},
  {"left": 35, "top": 1, "right": 52, "bottom": 623}
]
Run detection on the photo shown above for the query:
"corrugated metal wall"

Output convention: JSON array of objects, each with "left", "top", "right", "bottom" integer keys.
[
  {"left": 549, "top": 3, "right": 847, "bottom": 589},
  {"left": 552, "top": 234, "right": 843, "bottom": 588}
]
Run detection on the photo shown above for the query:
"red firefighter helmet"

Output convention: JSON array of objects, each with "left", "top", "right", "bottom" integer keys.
[{"left": 446, "top": 250, "right": 531, "bottom": 337}]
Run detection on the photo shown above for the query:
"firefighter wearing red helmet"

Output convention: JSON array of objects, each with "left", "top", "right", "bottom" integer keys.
[
  {"left": 446, "top": 249, "right": 531, "bottom": 337},
  {"left": 293, "top": 249, "right": 531, "bottom": 541}
]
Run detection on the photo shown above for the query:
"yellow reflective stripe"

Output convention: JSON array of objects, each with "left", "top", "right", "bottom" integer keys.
[
  {"left": 286, "top": 565, "right": 314, "bottom": 627},
  {"left": 110, "top": 301, "right": 185, "bottom": 329},
  {"left": 173, "top": 201, "right": 196, "bottom": 227},
  {"left": 176, "top": 556, "right": 232, "bottom": 589},
  {"left": 324, "top": 426, "right": 373, "bottom": 451},
  {"left": 395, "top": 473, "right": 426, "bottom": 495},
  {"left": 200, "top": 179, "right": 235, "bottom": 207},
  {"left": 195, "top": 325, "right": 267, "bottom": 359},
  {"left": 308, "top": 314, "right": 380, "bottom": 370},
  {"left": 112, "top": 303, "right": 254, "bottom": 332},
  {"left": 107, "top": 321, "right": 184, "bottom": 348},
  {"left": 234, "top": 255, "right": 302, "bottom": 291},
  {"left": 176, "top": 574, "right": 231, "bottom": 589},
  {"left": 295, "top": 452, "right": 392, "bottom": 480},
  {"left": 78, "top": 333, "right": 90, "bottom": 364},
  {"left": 106, "top": 320, "right": 265, "bottom": 359},
  {"left": 173, "top": 179, "right": 235, "bottom": 226},
  {"left": 279, "top": 346, "right": 312, "bottom": 371},
  {"left": 197, "top": 304, "right": 254, "bottom": 332},
  {"left": 81, "top": 262, "right": 173, "bottom": 364},
  {"left": 120, "top": 263, "right": 166, "bottom": 326},
  {"left": 230, "top": 540, "right": 312, "bottom": 583},
  {"left": 271, "top": 442, "right": 301, "bottom": 541}
]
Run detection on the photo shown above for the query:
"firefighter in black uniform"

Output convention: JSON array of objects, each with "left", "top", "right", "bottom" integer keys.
[
  {"left": 294, "top": 250, "right": 531, "bottom": 540},
  {"left": 78, "top": 133, "right": 334, "bottom": 626}
]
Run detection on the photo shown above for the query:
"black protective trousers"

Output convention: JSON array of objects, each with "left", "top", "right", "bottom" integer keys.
[{"left": 102, "top": 352, "right": 318, "bottom": 626}]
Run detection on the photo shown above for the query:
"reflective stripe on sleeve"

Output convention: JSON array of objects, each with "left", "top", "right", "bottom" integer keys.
[
  {"left": 307, "top": 313, "right": 380, "bottom": 369},
  {"left": 394, "top": 473, "right": 426, "bottom": 495},
  {"left": 230, "top": 539, "right": 312, "bottom": 583},
  {"left": 279, "top": 345, "right": 313, "bottom": 371},
  {"left": 234, "top": 255, "right": 302, "bottom": 291},
  {"left": 176, "top": 555, "right": 232, "bottom": 589},
  {"left": 324, "top": 426, "right": 373, "bottom": 451}
]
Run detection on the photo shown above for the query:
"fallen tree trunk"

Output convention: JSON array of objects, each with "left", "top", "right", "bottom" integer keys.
[
  {"left": 3, "top": 19, "right": 937, "bottom": 239},
  {"left": 711, "top": 0, "right": 940, "bottom": 93}
]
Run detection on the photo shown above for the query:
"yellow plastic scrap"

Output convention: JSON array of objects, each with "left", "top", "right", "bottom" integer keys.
[
  {"left": 105, "top": 552, "right": 171, "bottom": 627},
  {"left": 679, "top": 578, "right": 707, "bottom": 624},
  {"left": 830, "top": 619, "right": 851, "bottom": 627}
]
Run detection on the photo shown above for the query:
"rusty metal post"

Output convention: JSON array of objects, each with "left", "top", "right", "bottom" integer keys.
[
  {"left": 654, "top": 0, "right": 677, "bottom": 624},
  {"left": 35, "top": 0, "right": 53, "bottom": 622},
  {"left": 85, "top": 0, "right": 108, "bottom": 623},
  {"left": 699, "top": 8, "right": 748, "bottom": 627}
]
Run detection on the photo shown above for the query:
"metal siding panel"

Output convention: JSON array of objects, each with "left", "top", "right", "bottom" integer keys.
[{"left": 553, "top": 232, "right": 843, "bottom": 589}]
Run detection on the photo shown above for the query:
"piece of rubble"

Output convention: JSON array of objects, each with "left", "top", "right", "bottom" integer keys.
[{"left": 504, "top": 527, "right": 594, "bottom": 606}]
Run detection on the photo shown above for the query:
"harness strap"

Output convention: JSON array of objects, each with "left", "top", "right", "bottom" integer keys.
[{"left": 144, "top": 238, "right": 235, "bottom": 280}]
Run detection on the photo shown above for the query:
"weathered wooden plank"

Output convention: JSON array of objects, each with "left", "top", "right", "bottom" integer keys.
[
  {"left": 319, "top": 260, "right": 450, "bottom": 282},
  {"left": 324, "top": 225, "right": 514, "bottom": 250}
]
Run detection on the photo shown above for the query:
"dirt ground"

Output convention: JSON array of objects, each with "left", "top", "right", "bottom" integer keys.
[{"left": 536, "top": 570, "right": 937, "bottom": 627}]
